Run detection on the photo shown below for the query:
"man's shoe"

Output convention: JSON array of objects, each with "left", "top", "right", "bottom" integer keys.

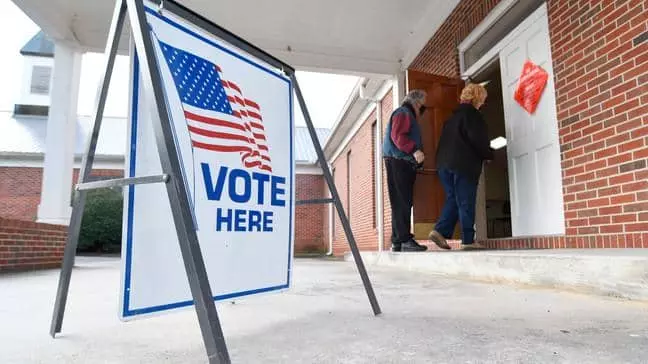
[
  {"left": 428, "top": 230, "right": 451, "bottom": 250},
  {"left": 391, "top": 243, "right": 401, "bottom": 252},
  {"left": 401, "top": 240, "right": 428, "bottom": 252},
  {"left": 461, "top": 242, "right": 485, "bottom": 250}
]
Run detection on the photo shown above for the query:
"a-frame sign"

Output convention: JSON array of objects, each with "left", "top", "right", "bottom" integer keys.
[{"left": 48, "top": 0, "right": 381, "bottom": 363}]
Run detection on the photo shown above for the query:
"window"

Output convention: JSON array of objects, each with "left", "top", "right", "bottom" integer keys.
[
  {"left": 346, "top": 151, "right": 351, "bottom": 223},
  {"left": 371, "top": 121, "right": 377, "bottom": 228},
  {"left": 332, "top": 168, "right": 336, "bottom": 238},
  {"left": 30, "top": 66, "right": 52, "bottom": 95}
]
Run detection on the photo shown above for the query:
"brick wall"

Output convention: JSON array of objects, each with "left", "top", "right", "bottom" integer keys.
[
  {"left": 406, "top": 0, "right": 647, "bottom": 248},
  {"left": 550, "top": 0, "right": 647, "bottom": 239},
  {"left": 0, "top": 217, "right": 67, "bottom": 272},
  {"left": 294, "top": 174, "right": 327, "bottom": 253},
  {"left": 0, "top": 167, "right": 42, "bottom": 221},
  {"left": 328, "top": 89, "right": 396, "bottom": 255},
  {"left": 409, "top": 0, "right": 502, "bottom": 77},
  {"left": 331, "top": 109, "right": 379, "bottom": 255},
  {"left": 0, "top": 167, "right": 124, "bottom": 221}
]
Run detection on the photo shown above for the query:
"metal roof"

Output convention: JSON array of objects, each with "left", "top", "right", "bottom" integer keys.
[
  {"left": 20, "top": 31, "right": 55, "bottom": 58},
  {"left": 294, "top": 127, "right": 331, "bottom": 164},
  {"left": 0, "top": 111, "right": 126, "bottom": 158},
  {"left": 0, "top": 111, "right": 330, "bottom": 164}
]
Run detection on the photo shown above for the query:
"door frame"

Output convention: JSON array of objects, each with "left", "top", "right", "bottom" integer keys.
[
  {"left": 458, "top": 2, "right": 565, "bottom": 239},
  {"left": 459, "top": 2, "right": 549, "bottom": 80},
  {"left": 406, "top": 70, "right": 464, "bottom": 240}
]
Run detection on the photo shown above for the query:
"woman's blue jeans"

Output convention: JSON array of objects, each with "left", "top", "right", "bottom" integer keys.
[{"left": 434, "top": 168, "right": 478, "bottom": 244}]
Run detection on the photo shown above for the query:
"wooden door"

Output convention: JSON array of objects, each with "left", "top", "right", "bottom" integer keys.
[{"left": 407, "top": 70, "right": 463, "bottom": 240}]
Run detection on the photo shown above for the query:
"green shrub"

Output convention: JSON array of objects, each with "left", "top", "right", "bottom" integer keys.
[{"left": 77, "top": 187, "right": 123, "bottom": 254}]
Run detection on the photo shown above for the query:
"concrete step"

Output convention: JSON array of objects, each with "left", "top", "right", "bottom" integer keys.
[{"left": 346, "top": 249, "right": 648, "bottom": 301}]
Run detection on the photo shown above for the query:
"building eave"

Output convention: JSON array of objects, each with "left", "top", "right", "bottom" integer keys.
[
  {"left": 0, "top": 151, "right": 124, "bottom": 162},
  {"left": 322, "top": 78, "right": 385, "bottom": 160}
]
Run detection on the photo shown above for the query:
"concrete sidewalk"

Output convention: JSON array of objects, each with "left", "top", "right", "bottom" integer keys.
[{"left": 2, "top": 257, "right": 648, "bottom": 363}]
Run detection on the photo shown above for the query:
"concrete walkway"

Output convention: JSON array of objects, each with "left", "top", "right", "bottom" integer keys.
[
  {"left": 2, "top": 257, "right": 648, "bottom": 363},
  {"left": 351, "top": 249, "right": 648, "bottom": 301}
]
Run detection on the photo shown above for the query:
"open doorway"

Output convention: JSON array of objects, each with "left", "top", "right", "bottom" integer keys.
[{"left": 473, "top": 61, "right": 512, "bottom": 239}]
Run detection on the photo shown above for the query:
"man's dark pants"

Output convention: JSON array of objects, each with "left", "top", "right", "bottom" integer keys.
[
  {"left": 434, "top": 168, "right": 478, "bottom": 244},
  {"left": 384, "top": 157, "right": 416, "bottom": 245}
]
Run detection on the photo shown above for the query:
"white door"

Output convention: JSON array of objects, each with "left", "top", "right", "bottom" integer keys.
[{"left": 499, "top": 4, "right": 565, "bottom": 236}]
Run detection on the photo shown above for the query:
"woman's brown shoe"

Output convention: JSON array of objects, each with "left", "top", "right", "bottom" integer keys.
[{"left": 428, "top": 230, "right": 451, "bottom": 250}]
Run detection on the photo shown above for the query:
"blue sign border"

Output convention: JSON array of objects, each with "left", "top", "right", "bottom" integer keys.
[{"left": 122, "top": 6, "right": 294, "bottom": 318}]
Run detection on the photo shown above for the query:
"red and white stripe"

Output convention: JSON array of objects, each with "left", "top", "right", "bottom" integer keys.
[
  {"left": 182, "top": 65, "right": 272, "bottom": 173},
  {"left": 219, "top": 66, "right": 272, "bottom": 172}
]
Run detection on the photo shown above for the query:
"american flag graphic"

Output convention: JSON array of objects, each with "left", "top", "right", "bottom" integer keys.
[{"left": 159, "top": 41, "right": 272, "bottom": 172}]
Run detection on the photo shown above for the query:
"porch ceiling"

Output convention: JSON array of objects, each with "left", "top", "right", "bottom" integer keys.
[{"left": 11, "top": 0, "right": 459, "bottom": 76}]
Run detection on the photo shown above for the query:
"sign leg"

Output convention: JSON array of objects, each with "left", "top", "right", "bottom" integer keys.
[
  {"left": 49, "top": 0, "right": 127, "bottom": 338},
  {"left": 291, "top": 74, "right": 382, "bottom": 316},
  {"left": 126, "top": 0, "right": 230, "bottom": 362}
]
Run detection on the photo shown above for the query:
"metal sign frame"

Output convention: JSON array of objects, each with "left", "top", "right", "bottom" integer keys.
[{"left": 48, "top": 0, "right": 381, "bottom": 363}]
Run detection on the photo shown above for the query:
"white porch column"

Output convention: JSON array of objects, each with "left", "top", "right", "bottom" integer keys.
[
  {"left": 392, "top": 71, "right": 406, "bottom": 109},
  {"left": 37, "top": 42, "right": 82, "bottom": 225}
]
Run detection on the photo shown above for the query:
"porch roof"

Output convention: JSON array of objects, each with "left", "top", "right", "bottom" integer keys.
[{"left": 10, "top": 0, "right": 459, "bottom": 76}]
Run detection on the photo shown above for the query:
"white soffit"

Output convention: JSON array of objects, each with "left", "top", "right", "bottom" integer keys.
[{"left": 12, "top": 0, "right": 459, "bottom": 75}]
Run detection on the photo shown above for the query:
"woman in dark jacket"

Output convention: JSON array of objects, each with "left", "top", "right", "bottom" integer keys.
[{"left": 428, "top": 83, "right": 494, "bottom": 250}]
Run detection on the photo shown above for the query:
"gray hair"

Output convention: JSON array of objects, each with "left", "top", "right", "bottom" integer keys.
[{"left": 403, "top": 89, "right": 426, "bottom": 105}]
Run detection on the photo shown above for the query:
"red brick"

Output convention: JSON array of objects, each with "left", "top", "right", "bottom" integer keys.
[
  {"left": 611, "top": 193, "right": 637, "bottom": 205},
  {"left": 628, "top": 105, "right": 648, "bottom": 121},
  {"left": 614, "top": 98, "right": 640, "bottom": 115},
  {"left": 600, "top": 206, "right": 623, "bottom": 215},
  {"left": 588, "top": 197, "right": 610, "bottom": 208},
  {"left": 592, "top": 127, "right": 616, "bottom": 142},
  {"left": 632, "top": 126, "right": 648, "bottom": 139},
  {"left": 614, "top": 214, "right": 638, "bottom": 223},
  {"left": 585, "top": 160, "right": 607, "bottom": 172},
  {"left": 623, "top": 181, "right": 648, "bottom": 193},
  {"left": 610, "top": 172, "right": 636, "bottom": 185},
  {"left": 627, "top": 223, "right": 648, "bottom": 233},
  {"left": 604, "top": 113, "right": 629, "bottom": 128},
  {"left": 601, "top": 225, "right": 623, "bottom": 233},
  {"left": 582, "top": 121, "right": 604, "bottom": 136},
  {"left": 618, "top": 139, "right": 644, "bottom": 153},
  {"left": 638, "top": 191, "right": 648, "bottom": 201},
  {"left": 575, "top": 172, "right": 596, "bottom": 183},
  {"left": 599, "top": 186, "right": 622, "bottom": 197},
  {"left": 608, "top": 152, "right": 633, "bottom": 166},
  {"left": 577, "top": 190, "right": 597, "bottom": 200},
  {"left": 567, "top": 201, "right": 588, "bottom": 211},
  {"left": 625, "top": 60, "right": 648, "bottom": 80},
  {"left": 624, "top": 202, "right": 648, "bottom": 213},
  {"left": 605, "top": 19, "right": 630, "bottom": 40},
  {"left": 594, "top": 146, "right": 618, "bottom": 159},
  {"left": 579, "top": 227, "right": 599, "bottom": 235},
  {"left": 574, "top": 153, "right": 595, "bottom": 166},
  {"left": 590, "top": 216, "right": 611, "bottom": 225},
  {"left": 564, "top": 130, "right": 583, "bottom": 143},
  {"left": 564, "top": 147, "right": 585, "bottom": 160},
  {"left": 587, "top": 178, "right": 609, "bottom": 189},
  {"left": 612, "top": 79, "right": 638, "bottom": 96},
  {"left": 565, "top": 165, "right": 585, "bottom": 177},
  {"left": 636, "top": 169, "right": 648, "bottom": 181},
  {"left": 606, "top": 132, "right": 631, "bottom": 147}
]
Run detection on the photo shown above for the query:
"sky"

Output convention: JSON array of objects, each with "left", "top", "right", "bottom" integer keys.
[{"left": 0, "top": 1, "right": 358, "bottom": 128}]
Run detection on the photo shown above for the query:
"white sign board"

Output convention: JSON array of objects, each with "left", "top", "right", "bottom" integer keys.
[{"left": 120, "top": 1, "right": 294, "bottom": 319}]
